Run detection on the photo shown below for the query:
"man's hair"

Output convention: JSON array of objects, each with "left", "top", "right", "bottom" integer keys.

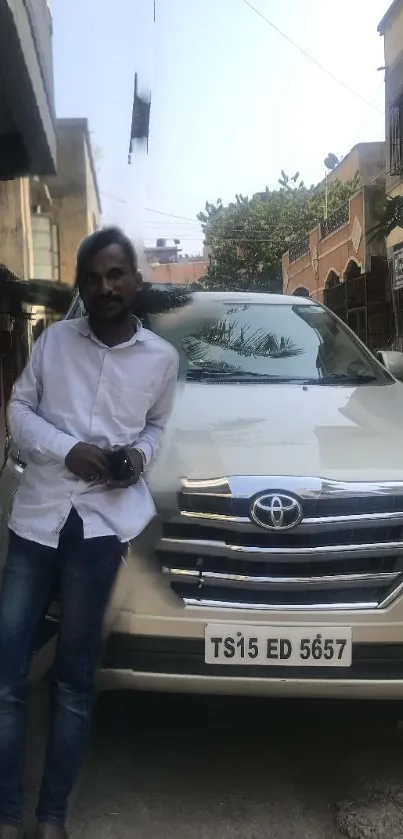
[{"left": 75, "top": 227, "right": 138, "bottom": 286}]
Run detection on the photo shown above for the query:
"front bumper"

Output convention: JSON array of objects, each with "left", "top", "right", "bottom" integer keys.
[
  {"left": 99, "top": 521, "right": 403, "bottom": 699},
  {"left": 99, "top": 635, "right": 403, "bottom": 699}
]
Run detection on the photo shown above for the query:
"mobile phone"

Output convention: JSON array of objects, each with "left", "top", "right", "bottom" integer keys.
[{"left": 106, "top": 449, "right": 134, "bottom": 482}]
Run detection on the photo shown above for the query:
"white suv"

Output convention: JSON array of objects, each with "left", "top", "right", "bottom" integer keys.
[{"left": 3, "top": 291, "right": 403, "bottom": 698}]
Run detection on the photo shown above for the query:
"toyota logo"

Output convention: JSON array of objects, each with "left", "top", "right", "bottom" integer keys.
[{"left": 250, "top": 493, "right": 303, "bottom": 531}]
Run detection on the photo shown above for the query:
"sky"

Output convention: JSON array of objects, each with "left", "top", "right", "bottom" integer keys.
[{"left": 52, "top": 0, "right": 390, "bottom": 255}]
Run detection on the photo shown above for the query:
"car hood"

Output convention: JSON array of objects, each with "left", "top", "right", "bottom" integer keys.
[{"left": 150, "top": 380, "right": 403, "bottom": 490}]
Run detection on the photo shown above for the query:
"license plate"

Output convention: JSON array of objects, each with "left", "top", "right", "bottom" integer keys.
[{"left": 205, "top": 625, "right": 352, "bottom": 667}]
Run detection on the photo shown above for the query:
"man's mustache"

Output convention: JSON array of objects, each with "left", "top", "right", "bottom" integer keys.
[{"left": 95, "top": 294, "right": 123, "bottom": 304}]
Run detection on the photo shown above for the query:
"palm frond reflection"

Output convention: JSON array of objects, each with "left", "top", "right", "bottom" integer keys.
[{"left": 183, "top": 317, "right": 303, "bottom": 374}]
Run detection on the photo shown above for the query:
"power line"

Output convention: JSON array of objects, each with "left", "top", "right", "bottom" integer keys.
[
  {"left": 145, "top": 207, "right": 201, "bottom": 222},
  {"left": 144, "top": 223, "right": 203, "bottom": 229},
  {"left": 242, "top": 0, "right": 384, "bottom": 115},
  {"left": 353, "top": 79, "right": 385, "bottom": 145}
]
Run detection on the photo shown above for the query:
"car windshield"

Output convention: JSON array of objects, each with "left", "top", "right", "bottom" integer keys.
[{"left": 182, "top": 301, "right": 390, "bottom": 385}]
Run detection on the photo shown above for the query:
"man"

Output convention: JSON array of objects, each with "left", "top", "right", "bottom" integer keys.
[{"left": 0, "top": 228, "right": 179, "bottom": 839}]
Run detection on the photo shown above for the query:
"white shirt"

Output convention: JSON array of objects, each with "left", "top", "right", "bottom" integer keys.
[{"left": 8, "top": 317, "right": 179, "bottom": 547}]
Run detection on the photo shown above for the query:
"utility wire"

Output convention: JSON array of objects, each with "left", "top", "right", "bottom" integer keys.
[
  {"left": 59, "top": 163, "right": 390, "bottom": 243},
  {"left": 145, "top": 207, "right": 201, "bottom": 222},
  {"left": 352, "top": 79, "right": 385, "bottom": 145},
  {"left": 242, "top": 0, "right": 384, "bottom": 115}
]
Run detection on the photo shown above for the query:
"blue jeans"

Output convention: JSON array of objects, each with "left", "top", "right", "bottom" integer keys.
[{"left": 0, "top": 508, "right": 125, "bottom": 826}]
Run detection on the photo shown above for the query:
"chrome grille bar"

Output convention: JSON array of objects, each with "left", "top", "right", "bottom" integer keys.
[
  {"left": 183, "top": 598, "right": 379, "bottom": 611},
  {"left": 158, "top": 536, "right": 403, "bottom": 562},
  {"left": 163, "top": 567, "right": 398, "bottom": 591},
  {"left": 178, "top": 510, "right": 403, "bottom": 532},
  {"left": 181, "top": 476, "right": 403, "bottom": 499},
  {"left": 159, "top": 475, "right": 403, "bottom": 611}
]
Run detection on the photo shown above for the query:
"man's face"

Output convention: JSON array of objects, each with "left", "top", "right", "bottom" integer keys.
[{"left": 79, "top": 243, "right": 141, "bottom": 322}]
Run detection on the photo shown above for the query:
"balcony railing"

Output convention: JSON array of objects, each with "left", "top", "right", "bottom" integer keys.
[
  {"left": 320, "top": 202, "right": 349, "bottom": 239},
  {"left": 289, "top": 236, "right": 309, "bottom": 263}
]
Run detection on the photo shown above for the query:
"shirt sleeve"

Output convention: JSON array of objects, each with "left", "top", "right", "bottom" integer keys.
[
  {"left": 135, "top": 349, "right": 179, "bottom": 466},
  {"left": 7, "top": 329, "right": 80, "bottom": 463}
]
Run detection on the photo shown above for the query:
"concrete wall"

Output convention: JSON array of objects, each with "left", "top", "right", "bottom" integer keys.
[
  {"left": 327, "top": 143, "right": 385, "bottom": 188},
  {"left": 382, "top": 1, "right": 403, "bottom": 66},
  {"left": 50, "top": 127, "right": 87, "bottom": 285},
  {"left": 46, "top": 120, "right": 101, "bottom": 285},
  {"left": 0, "top": 178, "right": 33, "bottom": 278},
  {"left": 83, "top": 139, "right": 100, "bottom": 235}
]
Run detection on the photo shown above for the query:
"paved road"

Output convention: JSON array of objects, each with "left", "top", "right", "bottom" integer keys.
[{"left": 52, "top": 692, "right": 403, "bottom": 839}]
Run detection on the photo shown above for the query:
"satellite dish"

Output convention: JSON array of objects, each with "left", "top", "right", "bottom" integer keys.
[{"left": 324, "top": 153, "right": 340, "bottom": 171}]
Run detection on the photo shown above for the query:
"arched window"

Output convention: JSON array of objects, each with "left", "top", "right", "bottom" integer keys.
[
  {"left": 344, "top": 260, "right": 361, "bottom": 281},
  {"left": 292, "top": 286, "right": 310, "bottom": 298},
  {"left": 325, "top": 270, "right": 340, "bottom": 289}
]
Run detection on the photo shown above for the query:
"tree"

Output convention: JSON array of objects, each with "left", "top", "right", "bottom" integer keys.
[
  {"left": 368, "top": 195, "right": 403, "bottom": 242},
  {"left": 197, "top": 172, "right": 361, "bottom": 292}
]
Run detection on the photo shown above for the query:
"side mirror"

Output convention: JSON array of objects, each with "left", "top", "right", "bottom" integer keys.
[{"left": 376, "top": 350, "right": 403, "bottom": 382}]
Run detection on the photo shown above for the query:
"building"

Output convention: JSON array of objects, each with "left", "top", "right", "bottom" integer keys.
[
  {"left": 151, "top": 260, "right": 208, "bottom": 287},
  {"left": 0, "top": 0, "right": 57, "bottom": 455},
  {"left": 0, "top": 0, "right": 56, "bottom": 180},
  {"left": 0, "top": 115, "right": 101, "bottom": 453},
  {"left": 282, "top": 169, "right": 392, "bottom": 350},
  {"left": 30, "top": 118, "right": 102, "bottom": 287},
  {"left": 0, "top": 0, "right": 57, "bottom": 280},
  {"left": 326, "top": 143, "right": 385, "bottom": 187},
  {"left": 1, "top": 118, "right": 100, "bottom": 284},
  {"left": 144, "top": 239, "right": 181, "bottom": 265},
  {"left": 378, "top": 0, "right": 403, "bottom": 343},
  {"left": 144, "top": 237, "right": 207, "bottom": 287}
]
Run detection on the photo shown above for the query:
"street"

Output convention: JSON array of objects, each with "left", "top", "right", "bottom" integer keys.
[{"left": 24, "top": 690, "right": 403, "bottom": 839}]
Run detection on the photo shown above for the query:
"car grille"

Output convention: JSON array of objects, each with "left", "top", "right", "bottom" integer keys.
[{"left": 156, "top": 477, "right": 403, "bottom": 611}]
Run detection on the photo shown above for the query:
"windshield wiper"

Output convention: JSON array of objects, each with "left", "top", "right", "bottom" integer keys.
[
  {"left": 187, "top": 369, "right": 270, "bottom": 381},
  {"left": 187, "top": 369, "right": 314, "bottom": 383},
  {"left": 187, "top": 369, "right": 379, "bottom": 385}
]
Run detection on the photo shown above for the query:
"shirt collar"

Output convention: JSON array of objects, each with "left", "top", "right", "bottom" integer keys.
[{"left": 75, "top": 315, "right": 147, "bottom": 347}]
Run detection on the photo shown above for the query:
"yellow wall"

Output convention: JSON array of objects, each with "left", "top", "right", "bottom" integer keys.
[{"left": 0, "top": 178, "right": 33, "bottom": 279}]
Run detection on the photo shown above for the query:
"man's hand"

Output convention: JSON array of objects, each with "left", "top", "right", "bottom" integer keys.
[
  {"left": 106, "top": 448, "right": 144, "bottom": 489},
  {"left": 65, "top": 442, "right": 109, "bottom": 483}
]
